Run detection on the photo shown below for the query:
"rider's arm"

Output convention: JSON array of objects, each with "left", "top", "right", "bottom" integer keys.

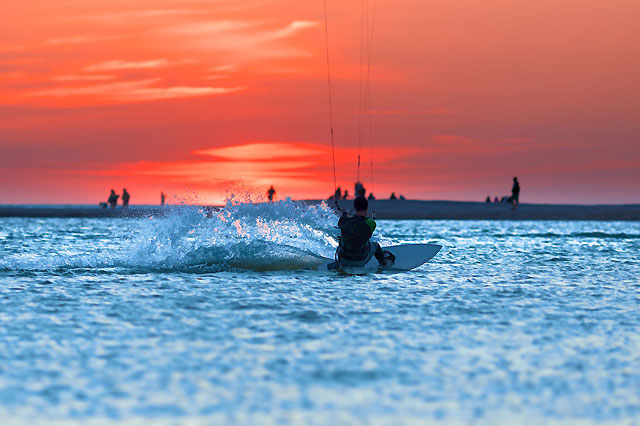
[
  {"left": 365, "top": 219, "right": 376, "bottom": 234},
  {"left": 337, "top": 211, "right": 349, "bottom": 228}
]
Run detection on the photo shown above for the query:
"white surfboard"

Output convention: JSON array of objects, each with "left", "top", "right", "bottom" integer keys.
[{"left": 316, "top": 243, "right": 442, "bottom": 272}]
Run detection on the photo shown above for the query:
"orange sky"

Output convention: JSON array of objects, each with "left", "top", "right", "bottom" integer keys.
[{"left": 1, "top": 0, "right": 639, "bottom": 205}]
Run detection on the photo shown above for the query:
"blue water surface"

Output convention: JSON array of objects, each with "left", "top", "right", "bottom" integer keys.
[{"left": 0, "top": 201, "right": 639, "bottom": 424}]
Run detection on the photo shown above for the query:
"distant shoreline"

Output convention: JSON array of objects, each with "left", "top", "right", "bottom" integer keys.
[{"left": 1, "top": 200, "right": 639, "bottom": 221}]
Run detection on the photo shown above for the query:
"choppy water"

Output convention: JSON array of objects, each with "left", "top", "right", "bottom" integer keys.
[{"left": 0, "top": 200, "right": 638, "bottom": 425}]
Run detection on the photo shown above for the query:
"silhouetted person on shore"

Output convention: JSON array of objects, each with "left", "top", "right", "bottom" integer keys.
[
  {"left": 161, "top": 192, "right": 166, "bottom": 206},
  {"left": 267, "top": 186, "right": 276, "bottom": 202},
  {"left": 334, "top": 187, "right": 342, "bottom": 201},
  {"left": 389, "top": 192, "right": 397, "bottom": 200},
  {"left": 494, "top": 197, "right": 499, "bottom": 203},
  {"left": 343, "top": 190, "right": 349, "bottom": 200},
  {"left": 354, "top": 181, "right": 366, "bottom": 198},
  {"left": 107, "top": 190, "right": 119, "bottom": 209},
  {"left": 486, "top": 195, "right": 491, "bottom": 203},
  {"left": 367, "top": 193, "right": 375, "bottom": 200},
  {"left": 122, "top": 188, "right": 130, "bottom": 208},
  {"left": 399, "top": 194, "right": 406, "bottom": 200},
  {"left": 511, "top": 177, "right": 520, "bottom": 210}
]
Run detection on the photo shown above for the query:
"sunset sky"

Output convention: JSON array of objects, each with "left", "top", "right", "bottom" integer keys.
[{"left": 1, "top": 0, "right": 638, "bottom": 205}]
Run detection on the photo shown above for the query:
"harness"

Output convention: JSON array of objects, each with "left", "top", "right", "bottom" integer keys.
[
  {"left": 337, "top": 215, "right": 372, "bottom": 260},
  {"left": 335, "top": 236, "right": 374, "bottom": 267}
]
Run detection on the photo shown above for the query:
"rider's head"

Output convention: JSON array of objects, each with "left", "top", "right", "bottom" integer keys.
[{"left": 354, "top": 196, "right": 368, "bottom": 215}]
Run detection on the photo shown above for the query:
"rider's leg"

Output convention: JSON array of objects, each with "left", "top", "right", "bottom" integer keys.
[{"left": 372, "top": 242, "right": 386, "bottom": 265}]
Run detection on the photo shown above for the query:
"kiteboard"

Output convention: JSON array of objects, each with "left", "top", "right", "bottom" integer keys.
[{"left": 315, "top": 243, "right": 442, "bottom": 272}]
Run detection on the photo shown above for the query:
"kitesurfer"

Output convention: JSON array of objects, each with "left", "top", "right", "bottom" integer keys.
[{"left": 330, "top": 196, "right": 392, "bottom": 269}]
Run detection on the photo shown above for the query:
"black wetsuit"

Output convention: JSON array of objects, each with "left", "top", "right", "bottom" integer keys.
[{"left": 336, "top": 213, "right": 385, "bottom": 264}]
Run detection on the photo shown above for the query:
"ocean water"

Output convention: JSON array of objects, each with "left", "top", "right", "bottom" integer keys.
[{"left": 0, "top": 200, "right": 638, "bottom": 425}]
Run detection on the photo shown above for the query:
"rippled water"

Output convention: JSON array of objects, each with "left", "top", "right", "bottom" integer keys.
[{"left": 1, "top": 201, "right": 639, "bottom": 424}]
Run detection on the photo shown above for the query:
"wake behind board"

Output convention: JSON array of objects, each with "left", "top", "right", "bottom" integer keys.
[{"left": 316, "top": 243, "right": 442, "bottom": 272}]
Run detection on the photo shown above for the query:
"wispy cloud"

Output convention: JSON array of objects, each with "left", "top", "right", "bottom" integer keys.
[
  {"left": 166, "top": 20, "right": 318, "bottom": 60},
  {"left": 65, "top": 2, "right": 280, "bottom": 24},
  {"left": 265, "top": 21, "right": 318, "bottom": 41},
  {"left": 45, "top": 35, "right": 119, "bottom": 46},
  {"left": 100, "top": 9, "right": 200, "bottom": 19},
  {"left": 84, "top": 59, "right": 191, "bottom": 72},
  {"left": 171, "top": 19, "right": 316, "bottom": 37},
  {"left": 208, "top": 65, "right": 237, "bottom": 73},
  {"left": 53, "top": 74, "right": 116, "bottom": 82},
  {"left": 62, "top": 8, "right": 203, "bottom": 24},
  {"left": 26, "top": 78, "right": 244, "bottom": 102},
  {"left": 171, "top": 19, "right": 317, "bottom": 40},
  {"left": 170, "top": 20, "right": 256, "bottom": 35},
  {"left": 194, "top": 143, "right": 326, "bottom": 161}
]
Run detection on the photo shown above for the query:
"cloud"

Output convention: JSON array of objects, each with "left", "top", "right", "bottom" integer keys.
[
  {"left": 66, "top": 3, "right": 279, "bottom": 24},
  {"left": 128, "top": 160, "right": 318, "bottom": 181},
  {"left": 166, "top": 20, "right": 318, "bottom": 60},
  {"left": 45, "top": 35, "right": 119, "bottom": 46},
  {"left": 100, "top": 9, "right": 201, "bottom": 19},
  {"left": 25, "top": 78, "right": 244, "bottom": 102},
  {"left": 169, "top": 20, "right": 257, "bottom": 35},
  {"left": 84, "top": 59, "right": 189, "bottom": 72},
  {"left": 194, "top": 143, "right": 327, "bottom": 161},
  {"left": 265, "top": 21, "right": 318, "bottom": 41},
  {"left": 53, "top": 74, "right": 116, "bottom": 82},
  {"left": 62, "top": 8, "right": 205, "bottom": 24},
  {"left": 208, "top": 65, "right": 237, "bottom": 72},
  {"left": 172, "top": 19, "right": 317, "bottom": 37}
]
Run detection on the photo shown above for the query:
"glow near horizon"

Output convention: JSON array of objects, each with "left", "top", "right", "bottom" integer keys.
[{"left": 0, "top": 0, "right": 638, "bottom": 205}]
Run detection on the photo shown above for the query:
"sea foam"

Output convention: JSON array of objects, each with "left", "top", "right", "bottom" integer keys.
[{"left": 0, "top": 198, "right": 341, "bottom": 272}]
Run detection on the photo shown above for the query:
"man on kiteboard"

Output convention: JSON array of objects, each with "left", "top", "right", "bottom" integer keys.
[{"left": 329, "top": 196, "right": 393, "bottom": 269}]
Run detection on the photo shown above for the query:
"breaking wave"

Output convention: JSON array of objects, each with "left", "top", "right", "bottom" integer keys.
[{"left": 0, "top": 198, "right": 341, "bottom": 272}]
